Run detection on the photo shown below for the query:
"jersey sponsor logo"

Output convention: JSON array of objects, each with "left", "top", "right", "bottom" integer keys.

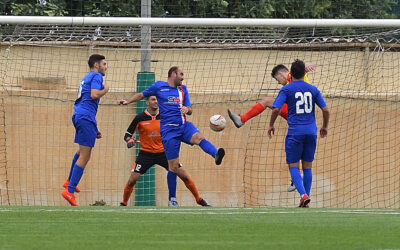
[
  {"left": 167, "top": 96, "right": 181, "bottom": 104},
  {"left": 160, "top": 88, "right": 170, "bottom": 92},
  {"left": 142, "top": 122, "right": 151, "bottom": 125},
  {"left": 149, "top": 131, "right": 160, "bottom": 137}
]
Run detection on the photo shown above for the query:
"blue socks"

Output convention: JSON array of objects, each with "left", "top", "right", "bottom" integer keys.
[
  {"left": 199, "top": 139, "right": 218, "bottom": 158},
  {"left": 289, "top": 167, "right": 306, "bottom": 196},
  {"left": 303, "top": 168, "right": 312, "bottom": 196},
  {"left": 167, "top": 171, "right": 177, "bottom": 200},
  {"left": 68, "top": 163, "right": 84, "bottom": 193},
  {"left": 68, "top": 153, "right": 80, "bottom": 181}
]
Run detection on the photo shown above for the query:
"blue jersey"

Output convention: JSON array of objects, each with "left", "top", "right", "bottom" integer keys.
[
  {"left": 273, "top": 80, "right": 326, "bottom": 135},
  {"left": 142, "top": 81, "right": 191, "bottom": 127},
  {"left": 73, "top": 71, "right": 104, "bottom": 119}
]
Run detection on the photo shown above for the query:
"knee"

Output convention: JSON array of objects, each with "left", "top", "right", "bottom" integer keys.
[
  {"left": 260, "top": 96, "right": 273, "bottom": 109},
  {"left": 168, "top": 161, "right": 180, "bottom": 173},
  {"left": 192, "top": 133, "right": 205, "bottom": 145}
]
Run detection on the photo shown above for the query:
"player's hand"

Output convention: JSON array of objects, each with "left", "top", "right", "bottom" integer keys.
[
  {"left": 118, "top": 99, "right": 128, "bottom": 105},
  {"left": 320, "top": 127, "right": 328, "bottom": 138},
  {"left": 267, "top": 126, "right": 275, "bottom": 138},
  {"left": 96, "top": 131, "right": 102, "bottom": 139},
  {"left": 305, "top": 62, "right": 315, "bottom": 73},
  {"left": 127, "top": 139, "right": 140, "bottom": 148},
  {"left": 179, "top": 106, "right": 189, "bottom": 114}
]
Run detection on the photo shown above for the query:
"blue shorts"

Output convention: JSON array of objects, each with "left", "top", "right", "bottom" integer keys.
[
  {"left": 285, "top": 134, "right": 317, "bottom": 164},
  {"left": 161, "top": 121, "right": 200, "bottom": 160},
  {"left": 72, "top": 114, "right": 98, "bottom": 147}
]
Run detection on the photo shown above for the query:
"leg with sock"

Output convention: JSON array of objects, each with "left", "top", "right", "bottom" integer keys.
[
  {"left": 290, "top": 166, "right": 310, "bottom": 207},
  {"left": 63, "top": 153, "right": 81, "bottom": 192},
  {"left": 121, "top": 172, "right": 140, "bottom": 206},
  {"left": 303, "top": 168, "right": 312, "bottom": 196},
  {"left": 68, "top": 163, "right": 84, "bottom": 194},
  {"left": 62, "top": 162, "right": 84, "bottom": 206},
  {"left": 167, "top": 171, "right": 178, "bottom": 206},
  {"left": 199, "top": 139, "right": 217, "bottom": 158},
  {"left": 241, "top": 102, "right": 266, "bottom": 123},
  {"left": 289, "top": 167, "right": 306, "bottom": 196}
]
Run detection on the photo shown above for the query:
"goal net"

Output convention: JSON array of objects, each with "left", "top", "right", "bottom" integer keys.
[{"left": 0, "top": 18, "right": 399, "bottom": 208}]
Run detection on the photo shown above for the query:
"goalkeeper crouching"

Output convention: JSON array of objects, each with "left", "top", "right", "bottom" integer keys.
[{"left": 120, "top": 95, "right": 210, "bottom": 206}]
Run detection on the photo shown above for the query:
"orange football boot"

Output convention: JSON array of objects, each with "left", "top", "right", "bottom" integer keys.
[
  {"left": 62, "top": 180, "right": 80, "bottom": 193},
  {"left": 61, "top": 189, "right": 78, "bottom": 206}
]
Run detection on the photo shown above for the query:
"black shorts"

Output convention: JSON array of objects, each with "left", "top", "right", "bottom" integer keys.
[{"left": 131, "top": 150, "right": 169, "bottom": 174}]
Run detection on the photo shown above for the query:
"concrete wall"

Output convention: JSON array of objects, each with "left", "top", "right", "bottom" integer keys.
[{"left": 0, "top": 45, "right": 399, "bottom": 207}]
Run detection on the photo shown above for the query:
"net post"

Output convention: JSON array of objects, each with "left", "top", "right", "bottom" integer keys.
[{"left": 135, "top": 72, "right": 156, "bottom": 206}]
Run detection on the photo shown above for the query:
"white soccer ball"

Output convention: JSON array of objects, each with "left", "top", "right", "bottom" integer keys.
[{"left": 209, "top": 114, "right": 226, "bottom": 132}]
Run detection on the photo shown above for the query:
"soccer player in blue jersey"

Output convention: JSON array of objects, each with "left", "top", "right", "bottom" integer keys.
[
  {"left": 268, "top": 59, "right": 329, "bottom": 208},
  {"left": 118, "top": 66, "right": 225, "bottom": 206},
  {"left": 120, "top": 96, "right": 210, "bottom": 207},
  {"left": 61, "top": 54, "right": 109, "bottom": 206}
]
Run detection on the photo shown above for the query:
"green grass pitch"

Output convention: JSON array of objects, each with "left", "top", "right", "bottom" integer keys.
[{"left": 0, "top": 206, "right": 399, "bottom": 249}]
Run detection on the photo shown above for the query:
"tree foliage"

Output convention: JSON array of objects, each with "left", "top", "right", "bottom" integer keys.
[{"left": 0, "top": 0, "right": 397, "bottom": 18}]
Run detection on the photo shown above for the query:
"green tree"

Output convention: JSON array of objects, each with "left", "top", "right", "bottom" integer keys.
[{"left": 0, "top": 0, "right": 397, "bottom": 18}]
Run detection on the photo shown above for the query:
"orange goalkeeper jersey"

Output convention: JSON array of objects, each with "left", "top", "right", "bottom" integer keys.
[{"left": 125, "top": 110, "right": 164, "bottom": 153}]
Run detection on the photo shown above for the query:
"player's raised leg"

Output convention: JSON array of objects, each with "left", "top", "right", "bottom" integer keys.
[
  {"left": 227, "top": 96, "right": 274, "bottom": 128},
  {"left": 186, "top": 122, "right": 225, "bottom": 165}
]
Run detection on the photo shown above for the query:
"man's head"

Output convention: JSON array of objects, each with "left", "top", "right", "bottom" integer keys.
[
  {"left": 290, "top": 59, "right": 306, "bottom": 80},
  {"left": 146, "top": 96, "right": 158, "bottom": 111},
  {"left": 88, "top": 54, "right": 107, "bottom": 76},
  {"left": 271, "top": 64, "right": 289, "bottom": 86},
  {"left": 168, "top": 66, "right": 184, "bottom": 86}
]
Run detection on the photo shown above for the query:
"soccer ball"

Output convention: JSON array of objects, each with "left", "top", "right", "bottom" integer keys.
[{"left": 209, "top": 114, "right": 226, "bottom": 132}]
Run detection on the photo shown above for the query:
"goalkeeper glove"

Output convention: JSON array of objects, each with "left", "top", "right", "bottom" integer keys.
[{"left": 127, "top": 139, "right": 136, "bottom": 148}]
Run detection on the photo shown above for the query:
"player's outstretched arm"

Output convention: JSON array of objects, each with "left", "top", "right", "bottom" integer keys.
[
  {"left": 118, "top": 92, "right": 144, "bottom": 105},
  {"left": 320, "top": 106, "right": 330, "bottom": 138},
  {"left": 268, "top": 107, "right": 280, "bottom": 138}
]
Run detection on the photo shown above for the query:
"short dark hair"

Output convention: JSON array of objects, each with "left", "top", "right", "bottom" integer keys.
[
  {"left": 290, "top": 59, "right": 306, "bottom": 79},
  {"left": 88, "top": 54, "right": 105, "bottom": 68},
  {"left": 271, "top": 64, "right": 289, "bottom": 78},
  {"left": 168, "top": 66, "right": 179, "bottom": 78}
]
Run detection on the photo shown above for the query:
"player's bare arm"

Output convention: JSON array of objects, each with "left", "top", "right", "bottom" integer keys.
[
  {"left": 320, "top": 106, "right": 330, "bottom": 138},
  {"left": 118, "top": 92, "right": 144, "bottom": 105},
  {"left": 91, "top": 83, "right": 109, "bottom": 99},
  {"left": 268, "top": 107, "right": 280, "bottom": 138}
]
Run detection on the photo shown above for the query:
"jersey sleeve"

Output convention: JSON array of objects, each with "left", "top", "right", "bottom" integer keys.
[
  {"left": 280, "top": 103, "right": 288, "bottom": 120},
  {"left": 91, "top": 74, "right": 103, "bottom": 90},
  {"left": 124, "top": 115, "right": 140, "bottom": 140},
  {"left": 315, "top": 89, "right": 327, "bottom": 109},
  {"left": 272, "top": 88, "right": 287, "bottom": 109},
  {"left": 183, "top": 85, "right": 191, "bottom": 107},
  {"left": 142, "top": 82, "right": 158, "bottom": 97}
]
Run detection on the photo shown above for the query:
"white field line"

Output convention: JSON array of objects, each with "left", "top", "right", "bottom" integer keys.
[{"left": 0, "top": 207, "right": 399, "bottom": 215}]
